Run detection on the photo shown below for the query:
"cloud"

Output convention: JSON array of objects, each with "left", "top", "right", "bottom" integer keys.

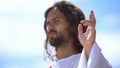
[
  {"left": 96, "top": 32, "right": 120, "bottom": 67},
  {"left": 0, "top": 0, "right": 55, "bottom": 56},
  {"left": 0, "top": 21, "right": 46, "bottom": 56},
  {"left": 101, "top": 14, "right": 119, "bottom": 27},
  {"left": 0, "top": 0, "right": 55, "bottom": 13}
]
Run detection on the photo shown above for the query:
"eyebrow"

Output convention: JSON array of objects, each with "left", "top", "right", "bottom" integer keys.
[
  {"left": 47, "top": 16, "right": 60, "bottom": 22},
  {"left": 46, "top": 16, "right": 60, "bottom": 23},
  {"left": 52, "top": 16, "right": 60, "bottom": 20}
]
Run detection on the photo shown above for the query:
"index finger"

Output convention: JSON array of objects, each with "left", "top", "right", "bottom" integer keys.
[{"left": 89, "top": 10, "right": 96, "bottom": 22}]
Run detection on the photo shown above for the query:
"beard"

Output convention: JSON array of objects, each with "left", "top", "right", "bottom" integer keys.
[{"left": 46, "top": 29, "right": 66, "bottom": 48}]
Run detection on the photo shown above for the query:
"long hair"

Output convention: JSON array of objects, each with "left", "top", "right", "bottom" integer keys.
[{"left": 44, "top": 1, "right": 87, "bottom": 61}]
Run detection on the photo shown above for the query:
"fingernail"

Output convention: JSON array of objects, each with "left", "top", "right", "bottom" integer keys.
[{"left": 91, "top": 10, "right": 94, "bottom": 14}]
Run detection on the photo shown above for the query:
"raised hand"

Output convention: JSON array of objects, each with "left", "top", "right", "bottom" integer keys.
[{"left": 78, "top": 10, "right": 96, "bottom": 58}]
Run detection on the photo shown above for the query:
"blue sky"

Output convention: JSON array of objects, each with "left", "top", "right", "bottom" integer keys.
[{"left": 0, "top": 0, "right": 120, "bottom": 68}]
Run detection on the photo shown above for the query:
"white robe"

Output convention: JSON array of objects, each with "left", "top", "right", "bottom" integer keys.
[{"left": 51, "top": 42, "right": 112, "bottom": 68}]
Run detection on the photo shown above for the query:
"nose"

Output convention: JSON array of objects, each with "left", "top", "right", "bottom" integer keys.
[{"left": 46, "top": 24, "right": 55, "bottom": 33}]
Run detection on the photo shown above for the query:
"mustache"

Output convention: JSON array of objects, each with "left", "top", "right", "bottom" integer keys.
[
  {"left": 48, "top": 29, "right": 57, "bottom": 34},
  {"left": 46, "top": 29, "right": 57, "bottom": 41}
]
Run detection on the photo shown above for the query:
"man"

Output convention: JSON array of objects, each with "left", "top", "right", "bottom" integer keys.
[{"left": 44, "top": 1, "right": 112, "bottom": 68}]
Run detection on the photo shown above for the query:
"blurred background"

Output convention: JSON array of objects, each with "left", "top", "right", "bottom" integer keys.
[{"left": 0, "top": 0, "right": 120, "bottom": 68}]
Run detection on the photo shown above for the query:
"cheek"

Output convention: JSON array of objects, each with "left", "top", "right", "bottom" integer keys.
[
  {"left": 58, "top": 28, "right": 69, "bottom": 37},
  {"left": 56, "top": 23, "right": 68, "bottom": 31}
]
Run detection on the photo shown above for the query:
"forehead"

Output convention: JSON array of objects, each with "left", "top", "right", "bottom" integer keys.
[{"left": 46, "top": 8, "right": 65, "bottom": 21}]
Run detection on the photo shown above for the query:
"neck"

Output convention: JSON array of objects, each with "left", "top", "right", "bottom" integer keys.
[{"left": 56, "top": 41, "right": 79, "bottom": 60}]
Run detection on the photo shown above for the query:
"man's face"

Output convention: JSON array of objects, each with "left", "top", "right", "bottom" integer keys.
[{"left": 46, "top": 8, "right": 71, "bottom": 47}]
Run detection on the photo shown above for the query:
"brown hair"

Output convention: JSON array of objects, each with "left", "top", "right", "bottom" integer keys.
[{"left": 44, "top": 1, "right": 87, "bottom": 61}]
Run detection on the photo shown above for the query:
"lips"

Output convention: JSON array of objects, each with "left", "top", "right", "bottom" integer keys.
[
  {"left": 48, "top": 30, "right": 57, "bottom": 38},
  {"left": 49, "top": 32, "right": 56, "bottom": 35},
  {"left": 48, "top": 32, "right": 57, "bottom": 38}
]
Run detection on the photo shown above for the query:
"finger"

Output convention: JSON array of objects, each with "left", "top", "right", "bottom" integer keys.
[
  {"left": 89, "top": 10, "right": 96, "bottom": 21},
  {"left": 81, "top": 20, "right": 92, "bottom": 27},
  {"left": 89, "top": 10, "right": 92, "bottom": 20},
  {"left": 78, "top": 24, "right": 83, "bottom": 34},
  {"left": 89, "top": 10, "right": 96, "bottom": 27}
]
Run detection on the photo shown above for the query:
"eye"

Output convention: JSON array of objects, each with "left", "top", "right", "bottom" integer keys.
[
  {"left": 54, "top": 20, "right": 59, "bottom": 24},
  {"left": 54, "top": 20, "right": 57, "bottom": 24},
  {"left": 46, "top": 21, "right": 50, "bottom": 26}
]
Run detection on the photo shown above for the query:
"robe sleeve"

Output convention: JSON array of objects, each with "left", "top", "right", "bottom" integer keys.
[{"left": 77, "top": 42, "right": 112, "bottom": 68}]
